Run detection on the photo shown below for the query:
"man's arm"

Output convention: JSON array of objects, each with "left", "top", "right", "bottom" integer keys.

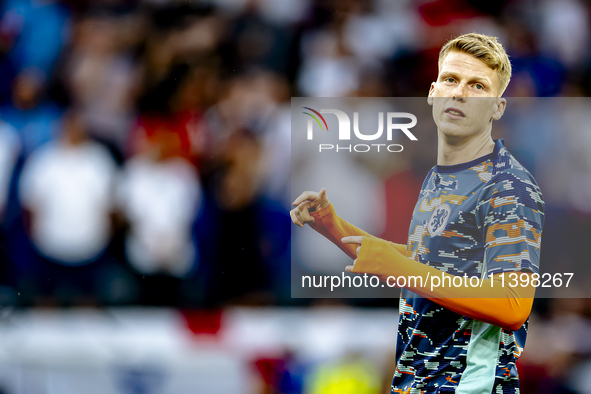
[
  {"left": 343, "top": 235, "right": 534, "bottom": 332},
  {"left": 310, "top": 203, "right": 407, "bottom": 259},
  {"left": 290, "top": 185, "right": 537, "bottom": 331},
  {"left": 290, "top": 188, "right": 407, "bottom": 260}
]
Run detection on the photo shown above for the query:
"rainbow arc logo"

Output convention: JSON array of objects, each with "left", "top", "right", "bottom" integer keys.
[{"left": 302, "top": 107, "right": 328, "bottom": 131}]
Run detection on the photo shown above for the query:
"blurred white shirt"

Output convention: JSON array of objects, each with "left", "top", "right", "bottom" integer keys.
[
  {"left": 19, "top": 141, "right": 117, "bottom": 264},
  {"left": 118, "top": 156, "right": 201, "bottom": 278}
]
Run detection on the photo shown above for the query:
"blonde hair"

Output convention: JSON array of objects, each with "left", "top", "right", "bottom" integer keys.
[{"left": 439, "top": 33, "right": 512, "bottom": 94}]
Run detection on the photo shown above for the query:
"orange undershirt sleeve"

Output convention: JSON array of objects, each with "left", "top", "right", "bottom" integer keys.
[{"left": 309, "top": 203, "right": 407, "bottom": 259}]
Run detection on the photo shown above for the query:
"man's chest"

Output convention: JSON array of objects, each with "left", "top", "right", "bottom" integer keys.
[{"left": 406, "top": 171, "right": 489, "bottom": 276}]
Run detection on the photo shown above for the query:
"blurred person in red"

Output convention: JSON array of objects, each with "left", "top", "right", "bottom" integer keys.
[
  {"left": 17, "top": 109, "right": 118, "bottom": 304},
  {"left": 131, "top": 3, "right": 224, "bottom": 168}
]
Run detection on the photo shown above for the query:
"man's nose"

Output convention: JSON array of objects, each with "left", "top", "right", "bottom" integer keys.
[{"left": 451, "top": 83, "right": 467, "bottom": 102}]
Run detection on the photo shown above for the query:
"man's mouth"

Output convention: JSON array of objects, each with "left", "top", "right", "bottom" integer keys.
[{"left": 445, "top": 108, "right": 465, "bottom": 117}]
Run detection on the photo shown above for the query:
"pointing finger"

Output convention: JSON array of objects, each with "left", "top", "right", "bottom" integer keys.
[{"left": 341, "top": 236, "right": 364, "bottom": 245}]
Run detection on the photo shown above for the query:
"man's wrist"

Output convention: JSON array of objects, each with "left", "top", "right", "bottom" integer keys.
[{"left": 310, "top": 202, "right": 334, "bottom": 220}]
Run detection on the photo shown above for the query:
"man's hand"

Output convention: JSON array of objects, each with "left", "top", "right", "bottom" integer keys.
[
  {"left": 290, "top": 188, "right": 330, "bottom": 228},
  {"left": 342, "top": 235, "right": 393, "bottom": 284},
  {"left": 341, "top": 236, "right": 363, "bottom": 272}
]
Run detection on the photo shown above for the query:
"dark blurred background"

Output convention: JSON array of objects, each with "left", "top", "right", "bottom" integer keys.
[{"left": 0, "top": 0, "right": 591, "bottom": 393}]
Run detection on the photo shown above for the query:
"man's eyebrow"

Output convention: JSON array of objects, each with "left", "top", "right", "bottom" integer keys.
[
  {"left": 469, "top": 76, "right": 491, "bottom": 86},
  {"left": 438, "top": 72, "right": 491, "bottom": 86},
  {"left": 438, "top": 71, "right": 457, "bottom": 80}
]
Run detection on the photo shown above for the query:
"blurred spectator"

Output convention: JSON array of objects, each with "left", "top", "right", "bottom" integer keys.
[
  {"left": 298, "top": 27, "right": 360, "bottom": 97},
  {"left": 0, "top": 120, "right": 19, "bottom": 221},
  {"left": 18, "top": 109, "right": 117, "bottom": 303},
  {"left": 259, "top": 100, "right": 291, "bottom": 204},
  {"left": 197, "top": 71, "right": 292, "bottom": 305},
  {"left": 138, "top": 2, "right": 222, "bottom": 114},
  {"left": 539, "top": 0, "right": 589, "bottom": 70},
  {"left": 0, "top": 0, "right": 70, "bottom": 78},
  {"left": 170, "top": 63, "right": 220, "bottom": 164},
  {"left": 0, "top": 67, "right": 63, "bottom": 155},
  {"left": 117, "top": 125, "right": 202, "bottom": 305},
  {"left": 210, "top": 69, "right": 290, "bottom": 198},
  {"left": 518, "top": 299, "right": 591, "bottom": 394},
  {"left": 201, "top": 126, "right": 277, "bottom": 305},
  {"left": 503, "top": 16, "right": 566, "bottom": 97},
  {"left": 221, "top": 1, "right": 294, "bottom": 75},
  {"left": 0, "top": 120, "right": 20, "bottom": 290},
  {"left": 64, "top": 12, "right": 142, "bottom": 159}
]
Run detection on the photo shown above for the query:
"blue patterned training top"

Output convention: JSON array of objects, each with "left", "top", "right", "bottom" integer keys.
[{"left": 393, "top": 139, "right": 545, "bottom": 394}]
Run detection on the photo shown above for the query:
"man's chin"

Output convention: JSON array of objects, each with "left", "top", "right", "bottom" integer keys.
[{"left": 437, "top": 124, "right": 469, "bottom": 139}]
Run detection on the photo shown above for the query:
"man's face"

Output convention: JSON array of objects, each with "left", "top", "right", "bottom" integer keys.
[{"left": 428, "top": 51, "right": 506, "bottom": 139}]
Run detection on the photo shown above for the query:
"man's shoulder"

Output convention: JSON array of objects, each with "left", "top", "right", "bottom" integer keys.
[
  {"left": 478, "top": 145, "right": 545, "bottom": 218},
  {"left": 489, "top": 144, "right": 541, "bottom": 191}
]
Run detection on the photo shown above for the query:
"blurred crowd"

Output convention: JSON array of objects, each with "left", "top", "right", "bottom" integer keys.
[
  {"left": 1, "top": 0, "right": 591, "bottom": 392},
  {"left": 0, "top": 0, "right": 300, "bottom": 308},
  {"left": 2, "top": 0, "right": 591, "bottom": 306}
]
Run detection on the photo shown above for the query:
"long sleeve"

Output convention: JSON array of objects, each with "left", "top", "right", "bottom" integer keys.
[
  {"left": 354, "top": 236, "right": 534, "bottom": 332},
  {"left": 309, "top": 202, "right": 534, "bottom": 331},
  {"left": 309, "top": 203, "right": 408, "bottom": 259}
]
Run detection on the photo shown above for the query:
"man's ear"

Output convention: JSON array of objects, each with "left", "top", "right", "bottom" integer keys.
[
  {"left": 491, "top": 98, "right": 506, "bottom": 120},
  {"left": 427, "top": 83, "right": 435, "bottom": 106}
]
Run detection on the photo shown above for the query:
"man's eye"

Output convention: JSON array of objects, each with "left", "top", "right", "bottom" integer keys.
[
  {"left": 445, "top": 78, "right": 455, "bottom": 83},
  {"left": 475, "top": 84, "right": 484, "bottom": 90}
]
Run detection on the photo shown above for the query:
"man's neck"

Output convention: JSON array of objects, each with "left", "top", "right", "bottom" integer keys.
[{"left": 437, "top": 131, "right": 495, "bottom": 166}]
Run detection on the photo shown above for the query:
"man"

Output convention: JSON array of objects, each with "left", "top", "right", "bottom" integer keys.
[{"left": 291, "top": 33, "right": 544, "bottom": 393}]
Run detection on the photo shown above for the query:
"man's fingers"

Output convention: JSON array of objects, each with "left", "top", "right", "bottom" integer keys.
[
  {"left": 341, "top": 236, "right": 364, "bottom": 245},
  {"left": 310, "top": 187, "right": 329, "bottom": 211},
  {"left": 292, "top": 188, "right": 329, "bottom": 213},
  {"left": 290, "top": 208, "right": 304, "bottom": 228},
  {"left": 290, "top": 208, "right": 303, "bottom": 227},
  {"left": 297, "top": 201, "right": 315, "bottom": 223},
  {"left": 356, "top": 246, "right": 361, "bottom": 255},
  {"left": 345, "top": 265, "right": 355, "bottom": 272},
  {"left": 290, "top": 201, "right": 316, "bottom": 228},
  {"left": 317, "top": 188, "right": 327, "bottom": 202},
  {"left": 297, "top": 200, "right": 311, "bottom": 213},
  {"left": 292, "top": 191, "right": 318, "bottom": 206}
]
